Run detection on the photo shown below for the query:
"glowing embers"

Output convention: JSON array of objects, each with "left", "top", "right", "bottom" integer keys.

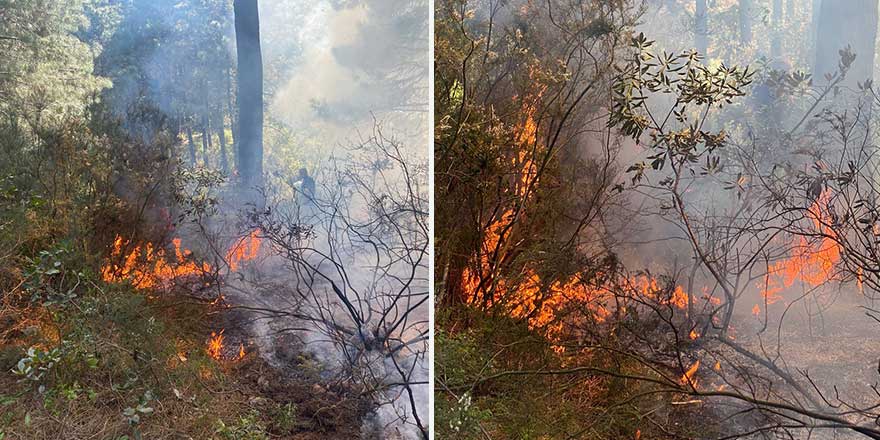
[
  {"left": 206, "top": 329, "right": 247, "bottom": 362},
  {"left": 101, "top": 235, "right": 211, "bottom": 290},
  {"left": 225, "top": 229, "right": 262, "bottom": 271},
  {"left": 756, "top": 190, "right": 842, "bottom": 311}
]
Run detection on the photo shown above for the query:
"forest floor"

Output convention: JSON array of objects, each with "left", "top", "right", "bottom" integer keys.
[{"left": 0, "top": 278, "right": 368, "bottom": 439}]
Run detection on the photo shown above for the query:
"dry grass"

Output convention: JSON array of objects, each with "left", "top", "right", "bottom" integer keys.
[{"left": 0, "top": 283, "right": 368, "bottom": 440}]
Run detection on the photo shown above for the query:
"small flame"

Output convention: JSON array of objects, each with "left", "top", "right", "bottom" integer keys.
[
  {"left": 238, "top": 343, "right": 246, "bottom": 360},
  {"left": 689, "top": 329, "right": 699, "bottom": 340},
  {"left": 226, "top": 229, "right": 262, "bottom": 271},
  {"left": 207, "top": 330, "right": 225, "bottom": 360},
  {"left": 752, "top": 304, "right": 760, "bottom": 316},
  {"left": 681, "top": 359, "right": 700, "bottom": 387}
]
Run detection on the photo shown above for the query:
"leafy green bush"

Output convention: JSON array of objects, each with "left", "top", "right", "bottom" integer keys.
[{"left": 214, "top": 410, "right": 270, "bottom": 440}]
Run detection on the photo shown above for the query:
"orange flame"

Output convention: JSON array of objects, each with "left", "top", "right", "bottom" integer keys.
[
  {"left": 101, "top": 235, "right": 211, "bottom": 289},
  {"left": 225, "top": 229, "right": 262, "bottom": 271},
  {"left": 207, "top": 330, "right": 224, "bottom": 360},
  {"left": 461, "top": 76, "right": 700, "bottom": 347},
  {"left": 681, "top": 359, "right": 700, "bottom": 387},
  {"left": 102, "top": 229, "right": 264, "bottom": 289},
  {"left": 206, "top": 330, "right": 247, "bottom": 362},
  {"left": 760, "top": 190, "right": 841, "bottom": 304}
]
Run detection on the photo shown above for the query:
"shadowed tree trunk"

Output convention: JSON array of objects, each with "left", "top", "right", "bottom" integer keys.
[
  {"left": 739, "top": 0, "right": 751, "bottom": 44},
  {"left": 233, "top": 0, "right": 263, "bottom": 190},
  {"left": 813, "top": 0, "right": 878, "bottom": 87},
  {"left": 201, "top": 115, "right": 211, "bottom": 167},
  {"left": 695, "top": 0, "right": 708, "bottom": 57}
]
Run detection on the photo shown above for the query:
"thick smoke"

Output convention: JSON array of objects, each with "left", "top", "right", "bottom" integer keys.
[
  {"left": 94, "top": 0, "right": 430, "bottom": 437},
  {"left": 265, "top": 0, "right": 429, "bottom": 153}
]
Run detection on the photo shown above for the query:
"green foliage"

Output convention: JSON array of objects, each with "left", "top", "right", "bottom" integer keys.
[
  {"left": 214, "top": 410, "right": 270, "bottom": 440},
  {"left": 172, "top": 166, "right": 226, "bottom": 221},
  {"left": 269, "top": 402, "right": 299, "bottom": 434},
  {"left": 610, "top": 34, "right": 754, "bottom": 185},
  {"left": 0, "top": 0, "right": 111, "bottom": 123},
  {"left": 435, "top": 308, "right": 696, "bottom": 439},
  {"left": 12, "top": 347, "right": 62, "bottom": 385}
]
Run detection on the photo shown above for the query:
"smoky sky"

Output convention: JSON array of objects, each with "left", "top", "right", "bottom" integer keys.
[
  {"left": 266, "top": 0, "right": 429, "bottom": 150},
  {"left": 92, "top": 0, "right": 428, "bottom": 156}
]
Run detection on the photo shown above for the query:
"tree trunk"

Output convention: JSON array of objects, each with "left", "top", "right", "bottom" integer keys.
[
  {"left": 813, "top": 0, "right": 878, "bottom": 88},
  {"left": 217, "top": 112, "right": 229, "bottom": 173},
  {"left": 811, "top": 0, "right": 821, "bottom": 60},
  {"left": 226, "top": 66, "right": 237, "bottom": 175},
  {"left": 695, "top": 0, "right": 708, "bottom": 57},
  {"left": 201, "top": 115, "right": 210, "bottom": 167},
  {"left": 771, "top": 0, "right": 783, "bottom": 59},
  {"left": 739, "top": 0, "right": 751, "bottom": 44},
  {"left": 186, "top": 124, "right": 196, "bottom": 166},
  {"left": 233, "top": 0, "right": 263, "bottom": 190}
]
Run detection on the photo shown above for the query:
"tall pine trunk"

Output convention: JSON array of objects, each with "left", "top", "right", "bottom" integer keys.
[
  {"left": 695, "top": 0, "right": 708, "bottom": 58},
  {"left": 771, "top": 0, "right": 783, "bottom": 59},
  {"left": 226, "top": 66, "right": 237, "bottom": 175},
  {"left": 233, "top": 0, "right": 263, "bottom": 189},
  {"left": 201, "top": 115, "right": 210, "bottom": 167},
  {"left": 811, "top": 0, "right": 822, "bottom": 61},
  {"left": 217, "top": 112, "right": 229, "bottom": 173},
  {"left": 186, "top": 124, "right": 196, "bottom": 166},
  {"left": 739, "top": 0, "right": 751, "bottom": 44}
]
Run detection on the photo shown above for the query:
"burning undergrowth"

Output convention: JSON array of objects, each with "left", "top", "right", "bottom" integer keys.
[
  {"left": 440, "top": 25, "right": 880, "bottom": 437},
  {"left": 102, "top": 132, "right": 429, "bottom": 438},
  {"left": 236, "top": 133, "right": 429, "bottom": 438}
]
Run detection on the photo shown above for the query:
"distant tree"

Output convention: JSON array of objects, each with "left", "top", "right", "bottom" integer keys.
[
  {"left": 233, "top": 0, "right": 263, "bottom": 190},
  {"left": 95, "top": 0, "right": 232, "bottom": 162},
  {"left": 813, "top": 0, "right": 877, "bottom": 87},
  {"left": 0, "top": 0, "right": 109, "bottom": 126}
]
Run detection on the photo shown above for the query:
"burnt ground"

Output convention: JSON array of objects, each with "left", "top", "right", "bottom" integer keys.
[
  {"left": 209, "top": 305, "right": 374, "bottom": 439},
  {"left": 700, "top": 289, "right": 880, "bottom": 439}
]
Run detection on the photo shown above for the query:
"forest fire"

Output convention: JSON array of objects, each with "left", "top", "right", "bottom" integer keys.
[
  {"left": 757, "top": 190, "right": 841, "bottom": 310},
  {"left": 102, "top": 230, "right": 264, "bottom": 289},
  {"left": 207, "top": 330, "right": 224, "bottom": 359},
  {"left": 101, "top": 235, "right": 212, "bottom": 289},
  {"left": 225, "top": 229, "right": 263, "bottom": 271},
  {"left": 102, "top": 232, "right": 262, "bottom": 363},
  {"left": 462, "top": 83, "right": 698, "bottom": 342},
  {"left": 206, "top": 330, "right": 247, "bottom": 361},
  {"left": 465, "top": 245, "right": 696, "bottom": 342}
]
